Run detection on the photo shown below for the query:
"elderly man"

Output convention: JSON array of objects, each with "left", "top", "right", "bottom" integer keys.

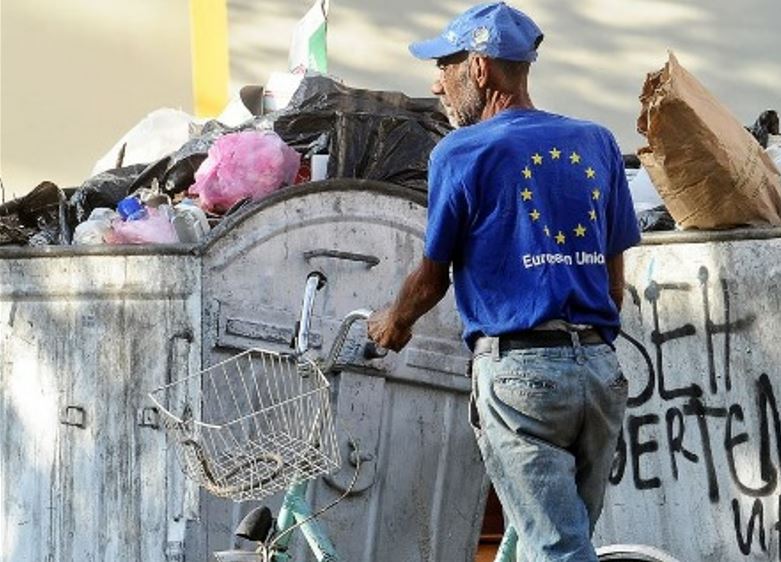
[{"left": 368, "top": 2, "right": 640, "bottom": 560}]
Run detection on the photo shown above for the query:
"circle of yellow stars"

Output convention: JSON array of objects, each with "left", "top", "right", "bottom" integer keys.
[{"left": 518, "top": 148, "right": 601, "bottom": 246}]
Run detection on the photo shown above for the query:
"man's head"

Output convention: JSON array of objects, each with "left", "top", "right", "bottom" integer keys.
[
  {"left": 409, "top": 2, "right": 543, "bottom": 63},
  {"left": 409, "top": 2, "right": 543, "bottom": 127}
]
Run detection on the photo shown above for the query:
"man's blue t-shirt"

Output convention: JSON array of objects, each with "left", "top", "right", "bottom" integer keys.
[{"left": 424, "top": 108, "right": 641, "bottom": 347}]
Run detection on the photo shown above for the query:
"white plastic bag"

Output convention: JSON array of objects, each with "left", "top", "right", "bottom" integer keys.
[
  {"left": 767, "top": 134, "right": 781, "bottom": 174},
  {"left": 92, "top": 108, "right": 199, "bottom": 175},
  {"left": 628, "top": 167, "right": 664, "bottom": 213},
  {"left": 72, "top": 208, "right": 118, "bottom": 245}
]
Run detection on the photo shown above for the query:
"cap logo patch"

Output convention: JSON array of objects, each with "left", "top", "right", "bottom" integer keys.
[
  {"left": 472, "top": 26, "right": 490, "bottom": 50},
  {"left": 446, "top": 30, "right": 459, "bottom": 44}
]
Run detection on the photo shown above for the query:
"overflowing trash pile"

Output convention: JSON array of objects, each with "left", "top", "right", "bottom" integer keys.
[
  {"left": 635, "top": 52, "right": 781, "bottom": 230},
  {"left": 0, "top": 181, "right": 67, "bottom": 246},
  {"left": 2, "top": 58, "right": 780, "bottom": 246},
  {"left": 0, "top": 75, "right": 451, "bottom": 247}
]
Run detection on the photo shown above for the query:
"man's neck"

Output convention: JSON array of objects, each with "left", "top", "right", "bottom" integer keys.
[{"left": 480, "top": 89, "right": 534, "bottom": 121}]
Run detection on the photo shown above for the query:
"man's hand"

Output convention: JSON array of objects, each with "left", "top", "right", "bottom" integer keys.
[
  {"left": 367, "top": 308, "right": 412, "bottom": 352},
  {"left": 366, "top": 257, "right": 450, "bottom": 353}
]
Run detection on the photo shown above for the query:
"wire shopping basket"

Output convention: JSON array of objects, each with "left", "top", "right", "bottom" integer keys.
[{"left": 149, "top": 348, "right": 340, "bottom": 502}]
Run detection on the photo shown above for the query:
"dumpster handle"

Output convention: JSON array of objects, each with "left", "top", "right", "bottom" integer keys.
[
  {"left": 303, "top": 249, "right": 380, "bottom": 268},
  {"left": 323, "top": 436, "right": 376, "bottom": 495}
]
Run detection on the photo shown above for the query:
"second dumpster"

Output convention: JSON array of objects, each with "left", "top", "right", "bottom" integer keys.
[{"left": 190, "top": 180, "right": 488, "bottom": 561}]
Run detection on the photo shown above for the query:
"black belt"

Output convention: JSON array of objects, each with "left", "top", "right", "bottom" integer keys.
[{"left": 473, "top": 329, "right": 603, "bottom": 355}]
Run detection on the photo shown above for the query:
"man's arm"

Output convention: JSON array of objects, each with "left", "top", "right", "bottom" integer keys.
[
  {"left": 607, "top": 252, "right": 625, "bottom": 311},
  {"left": 367, "top": 257, "right": 451, "bottom": 351}
]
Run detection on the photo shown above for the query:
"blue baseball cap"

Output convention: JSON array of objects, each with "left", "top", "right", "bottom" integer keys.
[{"left": 409, "top": 2, "right": 543, "bottom": 62}]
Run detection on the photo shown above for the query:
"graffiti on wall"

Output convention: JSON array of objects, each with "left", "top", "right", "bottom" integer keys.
[{"left": 609, "top": 265, "right": 781, "bottom": 556}]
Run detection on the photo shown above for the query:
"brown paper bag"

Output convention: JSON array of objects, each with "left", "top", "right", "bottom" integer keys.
[{"left": 637, "top": 52, "right": 781, "bottom": 229}]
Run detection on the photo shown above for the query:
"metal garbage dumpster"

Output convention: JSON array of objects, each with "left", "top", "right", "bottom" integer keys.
[
  {"left": 1, "top": 180, "right": 489, "bottom": 562},
  {"left": 595, "top": 228, "right": 781, "bottom": 561},
  {"left": 0, "top": 246, "right": 201, "bottom": 562},
  {"left": 12, "top": 182, "right": 781, "bottom": 561},
  {"left": 193, "top": 180, "right": 488, "bottom": 562}
]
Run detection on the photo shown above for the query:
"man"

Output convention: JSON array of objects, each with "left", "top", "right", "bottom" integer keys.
[{"left": 367, "top": 2, "right": 641, "bottom": 561}]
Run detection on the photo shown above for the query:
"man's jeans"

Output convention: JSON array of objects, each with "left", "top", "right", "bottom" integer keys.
[{"left": 470, "top": 338, "right": 628, "bottom": 562}]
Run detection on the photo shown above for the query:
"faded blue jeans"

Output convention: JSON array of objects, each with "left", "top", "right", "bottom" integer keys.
[{"left": 470, "top": 337, "right": 627, "bottom": 562}]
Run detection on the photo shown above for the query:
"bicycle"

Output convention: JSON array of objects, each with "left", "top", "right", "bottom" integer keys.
[
  {"left": 150, "top": 271, "right": 682, "bottom": 562},
  {"left": 150, "top": 271, "right": 381, "bottom": 562}
]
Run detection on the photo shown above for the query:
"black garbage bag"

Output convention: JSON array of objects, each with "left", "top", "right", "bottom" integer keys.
[
  {"left": 270, "top": 75, "right": 452, "bottom": 192},
  {"left": 746, "top": 109, "right": 779, "bottom": 148},
  {"left": 622, "top": 153, "right": 641, "bottom": 169},
  {"left": 328, "top": 112, "right": 445, "bottom": 187},
  {"left": 118, "top": 75, "right": 451, "bottom": 200},
  {"left": 126, "top": 119, "right": 239, "bottom": 197},
  {"left": 0, "top": 181, "right": 68, "bottom": 246},
  {"left": 637, "top": 204, "right": 676, "bottom": 232},
  {"left": 69, "top": 163, "right": 149, "bottom": 224},
  {"left": 123, "top": 153, "right": 203, "bottom": 198}
]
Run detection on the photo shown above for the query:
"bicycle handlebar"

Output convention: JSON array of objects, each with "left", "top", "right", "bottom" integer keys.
[
  {"left": 319, "top": 308, "right": 387, "bottom": 374},
  {"left": 295, "top": 271, "right": 327, "bottom": 356},
  {"left": 296, "top": 273, "right": 387, "bottom": 374}
]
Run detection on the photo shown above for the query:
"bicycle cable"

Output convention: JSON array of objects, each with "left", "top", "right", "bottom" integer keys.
[{"left": 255, "top": 426, "right": 363, "bottom": 561}]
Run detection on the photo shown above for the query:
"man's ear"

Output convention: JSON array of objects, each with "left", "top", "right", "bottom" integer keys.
[{"left": 470, "top": 55, "right": 490, "bottom": 88}]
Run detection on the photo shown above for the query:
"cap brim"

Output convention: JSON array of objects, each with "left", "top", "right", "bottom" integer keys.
[{"left": 409, "top": 36, "right": 461, "bottom": 60}]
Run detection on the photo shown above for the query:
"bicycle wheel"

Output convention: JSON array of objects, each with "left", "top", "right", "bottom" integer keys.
[{"left": 596, "top": 544, "right": 682, "bottom": 562}]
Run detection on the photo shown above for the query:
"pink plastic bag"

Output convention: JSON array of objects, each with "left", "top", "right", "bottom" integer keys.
[
  {"left": 105, "top": 208, "right": 179, "bottom": 245},
  {"left": 188, "top": 131, "right": 301, "bottom": 214}
]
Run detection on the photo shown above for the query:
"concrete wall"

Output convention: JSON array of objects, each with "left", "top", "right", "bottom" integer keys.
[
  {"left": 2, "top": 0, "right": 779, "bottom": 198},
  {"left": 595, "top": 230, "right": 781, "bottom": 560}
]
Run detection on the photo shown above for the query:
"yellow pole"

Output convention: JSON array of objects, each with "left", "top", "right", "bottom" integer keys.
[{"left": 189, "top": 0, "right": 230, "bottom": 117}]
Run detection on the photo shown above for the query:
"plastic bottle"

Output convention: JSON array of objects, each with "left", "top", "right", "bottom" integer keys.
[
  {"left": 117, "top": 196, "right": 148, "bottom": 221},
  {"left": 311, "top": 154, "right": 329, "bottom": 181},
  {"left": 73, "top": 221, "right": 110, "bottom": 244},
  {"left": 72, "top": 208, "right": 118, "bottom": 245},
  {"left": 88, "top": 207, "right": 118, "bottom": 222},
  {"left": 172, "top": 199, "right": 211, "bottom": 243}
]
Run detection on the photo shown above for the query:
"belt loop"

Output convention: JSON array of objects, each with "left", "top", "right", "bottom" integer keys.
[
  {"left": 491, "top": 337, "right": 500, "bottom": 362},
  {"left": 569, "top": 330, "right": 587, "bottom": 365}
]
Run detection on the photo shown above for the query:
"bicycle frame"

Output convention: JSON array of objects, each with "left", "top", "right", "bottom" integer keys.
[
  {"left": 492, "top": 527, "right": 517, "bottom": 562},
  {"left": 266, "top": 479, "right": 340, "bottom": 562}
]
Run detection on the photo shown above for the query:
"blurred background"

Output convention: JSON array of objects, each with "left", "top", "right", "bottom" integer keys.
[{"left": 2, "top": 0, "right": 779, "bottom": 198}]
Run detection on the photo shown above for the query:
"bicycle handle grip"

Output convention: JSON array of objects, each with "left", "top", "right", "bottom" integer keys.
[
  {"left": 347, "top": 309, "right": 387, "bottom": 359},
  {"left": 320, "top": 308, "right": 386, "bottom": 374},
  {"left": 363, "top": 341, "right": 388, "bottom": 360}
]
